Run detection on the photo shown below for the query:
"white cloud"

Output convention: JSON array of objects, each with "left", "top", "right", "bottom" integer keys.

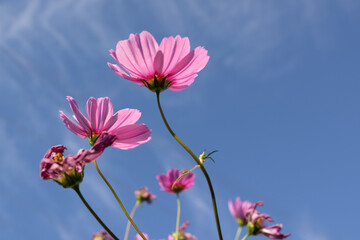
[{"left": 297, "top": 213, "right": 329, "bottom": 240}]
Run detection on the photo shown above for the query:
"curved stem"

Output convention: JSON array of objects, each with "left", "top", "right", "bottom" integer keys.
[
  {"left": 72, "top": 185, "right": 119, "bottom": 240},
  {"left": 234, "top": 226, "right": 242, "bottom": 240},
  {"left": 241, "top": 233, "right": 250, "bottom": 240},
  {"left": 156, "top": 92, "right": 223, "bottom": 240},
  {"left": 94, "top": 160, "right": 147, "bottom": 240},
  {"left": 241, "top": 232, "right": 250, "bottom": 240},
  {"left": 175, "top": 194, "right": 181, "bottom": 240},
  {"left": 124, "top": 201, "right": 140, "bottom": 240}
]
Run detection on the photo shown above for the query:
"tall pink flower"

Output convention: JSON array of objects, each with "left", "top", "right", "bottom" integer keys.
[
  {"left": 108, "top": 31, "right": 209, "bottom": 92},
  {"left": 228, "top": 197, "right": 262, "bottom": 226},
  {"left": 60, "top": 96, "right": 151, "bottom": 149},
  {"left": 40, "top": 133, "right": 116, "bottom": 188},
  {"left": 156, "top": 168, "right": 195, "bottom": 194},
  {"left": 135, "top": 186, "right": 156, "bottom": 204}
]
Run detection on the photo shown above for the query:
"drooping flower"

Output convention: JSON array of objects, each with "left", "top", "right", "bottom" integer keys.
[
  {"left": 108, "top": 31, "right": 209, "bottom": 92},
  {"left": 135, "top": 233, "right": 149, "bottom": 240},
  {"left": 156, "top": 168, "right": 195, "bottom": 194},
  {"left": 168, "top": 222, "right": 197, "bottom": 240},
  {"left": 135, "top": 186, "right": 156, "bottom": 204},
  {"left": 228, "top": 197, "right": 262, "bottom": 226},
  {"left": 247, "top": 204, "right": 290, "bottom": 239},
  {"left": 60, "top": 96, "right": 151, "bottom": 149},
  {"left": 40, "top": 133, "right": 116, "bottom": 188},
  {"left": 92, "top": 230, "right": 114, "bottom": 240}
]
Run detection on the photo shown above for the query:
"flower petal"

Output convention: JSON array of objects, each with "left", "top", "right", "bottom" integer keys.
[
  {"left": 159, "top": 35, "right": 190, "bottom": 75},
  {"left": 153, "top": 50, "right": 164, "bottom": 75},
  {"left": 169, "top": 46, "right": 209, "bottom": 80},
  {"left": 107, "top": 63, "right": 143, "bottom": 85},
  {"left": 96, "top": 97, "right": 113, "bottom": 132},
  {"left": 115, "top": 36, "right": 147, "bottom": 78},
  {"left": 111, "top": 124, "right": 152, "bottom": 150},
  {"left": 106, "top": 108, "right": 142, "bottom": 132},
  {"left": 137, "top": 31, "right": 158, "bottom": 75},
  {"left": 86, "top": 97, "right": 98, "bottom": 131},
  {"left": 66, "top": 96, "right": 91, "bottom": 133},
  {"left": 59, "top": 111, "right": 87, "bottom": 138},
  {"left": 168, "top": 74, "right": 197, "bottom": 91}
]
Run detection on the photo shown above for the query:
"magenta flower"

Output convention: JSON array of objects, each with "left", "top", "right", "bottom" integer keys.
[
  {"left": 247, "top": 205, "right": 290, "bottom": 239},
  {"left": 156, "top": 168, "right": 195, "bottom": 194},
  {"left": 228, "top": 197, "right": 262, "bottom": 226},
  {"left": 92, "top": 230, "right": 114, "bottom": 240},
  {"left": 108, "top": 31, "right": 209, "bottom": 92},
  {"left": 135, "top": 233, "right": 149, "bottom": 240},
  {"left": 135, "top": 186, "right": 156, "bottom": 204},
  {"left": 40, "top": 133, "right": 116, "bottom": 188},
  {"left": 60, "top": 96, "right": 151, "bottom": 149},
  {"left": 168, "top": 222, "right": 197, "bottom": 240}
]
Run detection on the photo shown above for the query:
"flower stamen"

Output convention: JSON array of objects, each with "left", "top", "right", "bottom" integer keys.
[{"left": 52, "top": 153, "right": 64, "bottom": 162}]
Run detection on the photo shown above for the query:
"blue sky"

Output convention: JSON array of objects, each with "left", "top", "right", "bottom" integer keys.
[{"left": 1, "top": 0, "right": 359, "bottom": 239}]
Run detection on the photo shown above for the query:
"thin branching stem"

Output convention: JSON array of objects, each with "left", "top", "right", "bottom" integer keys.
[{"left": 156, "top": 91, "right": 223, "bottom": 240}]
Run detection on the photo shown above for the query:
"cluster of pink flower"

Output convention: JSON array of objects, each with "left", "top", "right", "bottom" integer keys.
[{"left": 40, "top": 31, "right": 290, "bottom": 240}]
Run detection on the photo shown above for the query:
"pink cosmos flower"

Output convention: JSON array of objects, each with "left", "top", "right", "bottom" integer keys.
[
  {"left": 92, "top": 230, "right": 114, "bottom": 240},
  {"left": 168, "top": 222, "right": 197, "bottom": 240},
  {"left": 228, "top": 197, "right": 263, "bottom": 226},
  {"left": 60, "top": 96, "right": 151, "bottom": 149},
  {"left": 108, "top": 31, "right": 209, "bottom": 92},
  {"left": 135, "top": 233, "right": 149, "bottom": 240},
  {"left": 135, "top": 186, "right": 156, "bottom": 204},
  {"left": 247, "top": 204, "right": 290, "bottom": 239},
  {"left": 156, "top": 168, "right": 195, "bottom": 194},
  {"left": 40, "top": 133, "right": 116, "bottom": 188}
]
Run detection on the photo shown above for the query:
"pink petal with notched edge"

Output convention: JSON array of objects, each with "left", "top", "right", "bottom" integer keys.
[
  {"left": 168, "top": 168, "right": 180, "bottom": 182},
  {"left": 96, "top": 97, "right": 113, "bottom": 131},
  {"left": 107, "top": 63, "right": 143, "bottom": 85},
  {"left": 181, "top": 172, "right": 195, "bottom": 186},
  {"left": 169, "top": 47, "right": 209, "bottom": 80},
  {"left": 106, "top": 108, "right": 141, "bottom": 132},
  {"left": 66, "top": 96, "right": 91, "bottom": 133},
  {"left": 169, "top": 74, "right": 197, "bottom": 91},
  {"left": 111, "top": 124, "right": 152, "bottom": 150},
  {"left": 137, "top": 31, "right": 158, "bottom": 74},
  {"left": 127, "top": 34, "right": 150, "bottom": 76},
  {"left": 116, "top": 40, "right": 148, "bottom": 78},
  {"left": 115, "top": 37, "right": 146, "bottom": 78},
  {"left": 159, "top": 35, "right": 190, "bottom": 75},
  {"left": 109, "top": 49, "right": 118, "bottom": 62},
  {"left": 59, "top": 111, "right": 88, "bottom": 138},
  {"left": 86, "top": 97, "right": 98, "bottom": 131},
  {"left": 156, "top": 174, "right": 172, "bottom": 191},
  {"left": 153, "top": 51, "right": 164, "bottom": 75}
]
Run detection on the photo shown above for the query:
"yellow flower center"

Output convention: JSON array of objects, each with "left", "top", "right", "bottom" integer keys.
[
  {"left": 143, "top": 74, "right": 172, "bottom": 92},
  {"left": 52, "top": 153, "right": 64, "bottom": 162}
]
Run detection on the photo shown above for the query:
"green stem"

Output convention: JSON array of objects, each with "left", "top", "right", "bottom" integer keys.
[
  {"left": 234, "top": 226, "right": 242, "bottom": 240},
  {"left": 72, "top": 185, "right": 119, "bottom": 240},
  {"left": 124, "top": 201, "right": 140, "bottom": 240},
  {"left": 241, "top": 232, "right": 250, "bottom": 240},
  {"left": 94, "top": 160, "right": 147, "bottom": 240},
  {"left": 175, "top": 194, "right": 181, "bottom": 240},
  {"left": 156, "top": 92, "right": 223, "bottom": 240}
]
